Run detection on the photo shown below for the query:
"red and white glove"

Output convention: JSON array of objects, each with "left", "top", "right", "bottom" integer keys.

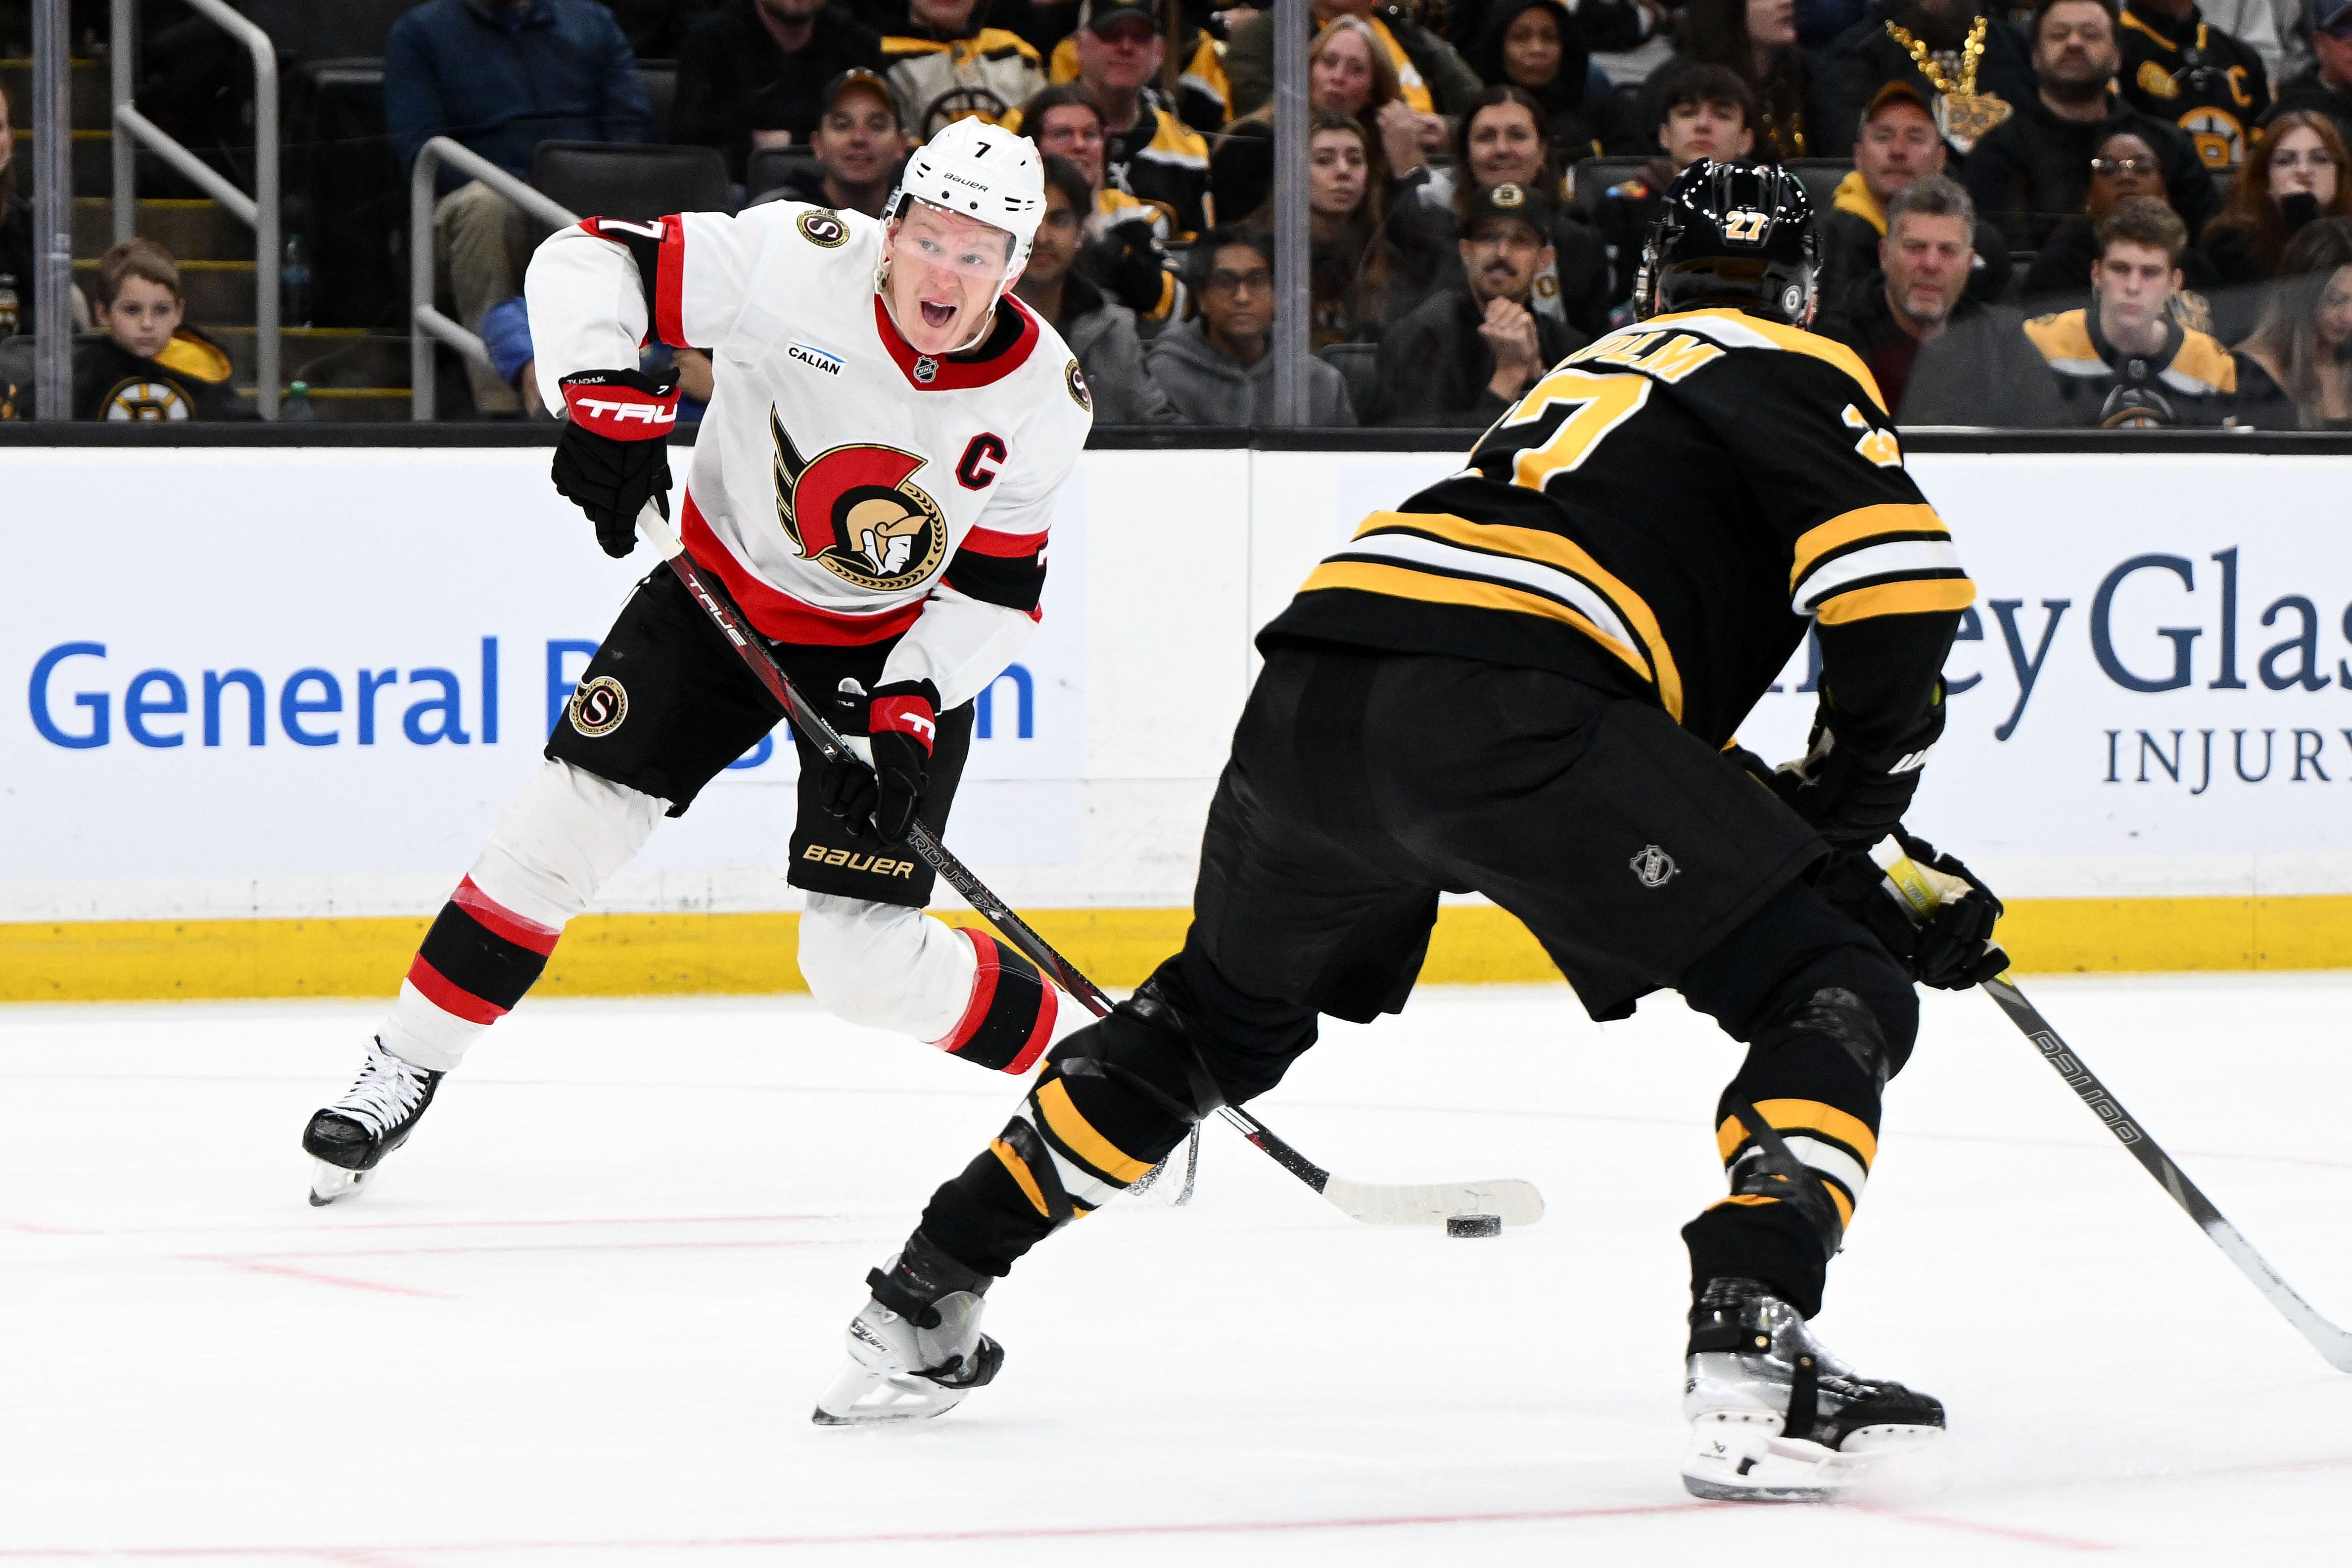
[
  {"left": 552, "top": 368, "right": 681, "bottom": 557},
  {"left": 819, "top": 680, "right": 941, "bottom": 845}
]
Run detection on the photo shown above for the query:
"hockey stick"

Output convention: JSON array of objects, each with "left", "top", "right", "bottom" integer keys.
[
  {"left": 1881, "top": 852, "right": 2352, "bottom": 1371},
  {"left": 632, "top": 501, "right": 1539, "bottom": 1227}
]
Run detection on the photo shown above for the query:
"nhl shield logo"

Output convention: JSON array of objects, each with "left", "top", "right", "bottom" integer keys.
[
  {"left": 1629, "top": 844, "right": 1678, "bottom": 888},
  {"left": 912, "top": 355, "right": 938, "bottom": 384}
]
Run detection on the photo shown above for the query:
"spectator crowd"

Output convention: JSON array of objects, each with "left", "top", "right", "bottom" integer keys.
[{"left": 5, "top": 0, "right": 2352, "bottom": 428}]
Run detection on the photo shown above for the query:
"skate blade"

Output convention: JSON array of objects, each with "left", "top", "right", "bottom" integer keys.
[
  {"left": 308, "top": 1161, "right": 368, "bottom": 1207},
  {"left": 1681, "top": 1416, "right": 1948, "bottom": 1504},
  {"left": 810, "top": 1363, "right": 970, "bottom": 1426}
]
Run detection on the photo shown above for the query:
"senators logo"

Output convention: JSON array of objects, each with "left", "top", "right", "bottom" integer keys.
[
  {"left": 799, "top": 209, "right": 849, "bottom": 248},
  {"left": 771, "top": 409, "right": 949, "bottom": 592}
]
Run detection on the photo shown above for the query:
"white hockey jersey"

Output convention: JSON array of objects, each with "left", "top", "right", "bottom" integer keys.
[{"left": 525, "top": 202, "right": 1093, "bottom": 711}]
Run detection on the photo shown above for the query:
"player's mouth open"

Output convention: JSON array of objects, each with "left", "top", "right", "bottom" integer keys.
[{"left": 921, "top": 301, "right": 956, "bottom": 328}]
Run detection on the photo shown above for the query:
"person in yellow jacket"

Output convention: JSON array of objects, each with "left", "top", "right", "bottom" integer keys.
[
  {"left": 1046, "top": 0, "right": 1230, "bottom": 134},
  {"left": 1012, "top": 83, "right": 1183, "bottom": 320},
  {"left": 1818, "top": 82, "right": 2012, "bottom": 303}
]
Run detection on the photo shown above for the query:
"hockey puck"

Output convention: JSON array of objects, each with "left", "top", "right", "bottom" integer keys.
[{"left": 1446, "top": 1214, "right": 1502, "bottom": 1238}]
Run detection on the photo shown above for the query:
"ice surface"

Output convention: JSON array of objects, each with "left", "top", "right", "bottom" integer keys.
[{"left": 1, "top": 977, "right": 2348, "bottom": 1564}]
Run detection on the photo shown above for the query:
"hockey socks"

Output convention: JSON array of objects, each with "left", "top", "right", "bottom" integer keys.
[{"left": 927, "top": 927, "right": 1058, "bottom": 1074}]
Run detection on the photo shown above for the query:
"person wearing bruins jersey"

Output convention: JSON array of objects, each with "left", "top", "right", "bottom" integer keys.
[
  {"left": 814, "top": 162, "right": 2009, "bottom": 1505},
  {"left": 2116, "top": 0, "right": 2272, "bottom": 169},
  {"left": 70, "top": 239, "right": 235, "bottom": 422}
]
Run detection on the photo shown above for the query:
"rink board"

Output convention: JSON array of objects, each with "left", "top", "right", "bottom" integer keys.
[{"left": 6, "top": 442, "right": 2352, "bottom": 997}]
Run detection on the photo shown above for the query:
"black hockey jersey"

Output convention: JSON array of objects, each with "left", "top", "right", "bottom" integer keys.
[
  {"left": 1261, "top": 306, "right": 1976, "bottom": 751},
  {"left": 2117, "top": 0, "right": 2271, "bottom": 170}
]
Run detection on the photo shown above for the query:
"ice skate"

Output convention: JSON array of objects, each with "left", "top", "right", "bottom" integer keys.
[
  {"left": 1680, "top": 1278, "right": 1946, "bottom": 1503},
  {"left": 301, "top": 1037, "right": 444, "bottom": 1206},
  {"left": 812, "top": 1235, "right": 1003, "bottom": 1426}
]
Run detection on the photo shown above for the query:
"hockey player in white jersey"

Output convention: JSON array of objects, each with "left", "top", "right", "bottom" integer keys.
[{"left": 300, "top": 120, "right": 1095, "bottom": 1204}]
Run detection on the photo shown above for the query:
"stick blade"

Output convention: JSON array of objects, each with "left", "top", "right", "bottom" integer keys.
[{"left": 1319, "top": 1176, "right": 1545, "bottom": 1228}]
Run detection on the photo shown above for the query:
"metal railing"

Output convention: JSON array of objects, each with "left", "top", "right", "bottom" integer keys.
[
  {"left": 29, "top": 0, "right": 72, "bottom": 418},
  {"left": 409, "top": 137, "right": 578, "bottom": 421},
  {"left": 110, "top": 0, "right": 280, "bottom": 417}
]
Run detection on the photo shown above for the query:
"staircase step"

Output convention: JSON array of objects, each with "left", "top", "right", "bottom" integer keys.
[
  {"left": 235, "top": 386, "right": 415, "bottom": 423},
  {"left": 0, "top": 57, "right": 113, "bottom": 133},
  {"left": 209, "top": 328, "right": 412, "bottom": 390},
  {"left": 73, "top": 197, "right": 252, "bottom": 262},
  {"left": 75, "top": 256, "right": 254, "bottom": 327},
  {"left": 15, "top": 127, "right": 240, "bottom": 199}
]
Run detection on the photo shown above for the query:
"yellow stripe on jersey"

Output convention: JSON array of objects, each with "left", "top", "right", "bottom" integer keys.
[
  {"left": 1715, "top": 1098, "right": 1879, "bottom": 1167},
  {"left": 1356, "top": 511, "right": 1687, "bottom": 721},
  {"left": 1646, "top": 306, "right": 1889, "bottom": 413},
  {"left": 1817, "top": 577, "right": 1978, "bottom": 623},
  {"left": 990, "top": 1137, "right": 1050, "bottom": 1217},
  {"left": 1033, "top": 1077, "right": 1154, "bottom": 1184},
  {"left": 1303, "top": 560, "right": 1660, "bottom": 692},
  {"left": 1789, "top": 504, "right": 1949, "bottom": 590}
]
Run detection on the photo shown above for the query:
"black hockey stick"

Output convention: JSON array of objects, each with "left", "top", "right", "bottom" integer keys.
[
  {"left": 1879, "top": 851, "right": 2352, "bottom": 1371},
  {"left": 632, "top": 503, "right": 1539, "bottom": 1226}
]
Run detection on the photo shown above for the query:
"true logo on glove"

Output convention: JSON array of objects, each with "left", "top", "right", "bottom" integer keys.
[
  {"left": 1629, "top": 844, "right": 1679, "bottom": 888},
  {"left": 568, "top": 675, "right": 628, "bottom": 738}
]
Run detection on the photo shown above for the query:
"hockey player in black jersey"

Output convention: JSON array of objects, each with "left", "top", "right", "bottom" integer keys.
[{"left": 811, "top": 162, "right": 2009, "bottom": 1502}]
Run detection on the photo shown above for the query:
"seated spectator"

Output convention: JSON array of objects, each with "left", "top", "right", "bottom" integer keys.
[
  {"left": 1594, "top": 64, "right": 1758, "bottom": 309},
  {"left": 1821, "top": 81, "right": 2013, "bottom": 301},
  {"left": 758, "top": 70, "right": 910, "bottom": 217},
  {"left": 1416, "top": 86, "right": 1618, "bottom": 336},
  {"left": 1450, "top": 0, "right": 1648, "bottom": 55},
  {"left": 1012, "top": 155, "right": 1181, "bottom": 421},
  {"left": 1275, "top": 13, "right": 1451, "bottom": 179},
  {"left": 385, "top": 0, "right": 655, "bottom": 417},
  {"left": 673, "top": 0, "right": 888, "bottom": 183},
  {"left": 1370, "top": 182, "right": 1589, "bottom": 425},
  {"left": 2235, "top": 213, "right": 2352, "bottom": 423},
  {"left": 1821, "top": 0, "right": 2039, "bottom": 164},
  {"left": 2021, "top": 126, "right": 2222, "bottom": 302},
  {"left": 1145, "top": 227, "right": 1359, "bottom": 423},
  {"left": 71, "top": 240, "right": 236, "bottom": 422},
  {"left": 1963, "top": 0, "right": 2220, "bottom": 250},
  {"left": 2116, "top": 0, "right": 2273, "bottom": 171},
  {"left": 1039, "top": 1, "right": 1231, "bottom": 134},
  {"left": 1226, "top": 0, "right": 1486, "bottom": 121},
  {"left": 1275, "top": 110, "right": 1450, "bottom": 345},
  {"left": 874, "top": 0, "right": 1048, "bottom": 141},
  {"left": 1069, "top": 4, "right": 1215, "bottom": 235},
  {"left": 2204, "top": 108, "right": 2351, "bottom": 285},
  {"left": 1815, "top": 176, "right": 2068, "bottom": 423},
  {"left": 2259, "top": 0, "right": 2352, "bottom": 152},
  {"left": 2024, "top": 193, "right": 2241, "bottom": 422},
  {"left": 1666, "top": 0, "right": 1835, "bottom": 159},
  {"left": 1464, "top": 0, "right": 1618, "bottom": 161},
  {"left": 1017, "top": 84, "right": 1178, "bottom": 320}
]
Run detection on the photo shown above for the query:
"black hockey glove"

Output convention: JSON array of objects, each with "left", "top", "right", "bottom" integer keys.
[
  {"left": 1771, "top": 679, "right": 1946, "bottom": 850},
  {"left": 817, "top": 679, "right": 941, "bottom": 846},
  {"left": 552, "top": 368, "right": 681, "bottom": 558},
  {"left": 1817, "top": 830, "right": 2010, "bottom": 991},
  {"left": 1082, "top": 218, "right": 1169, "bottom": 317}
]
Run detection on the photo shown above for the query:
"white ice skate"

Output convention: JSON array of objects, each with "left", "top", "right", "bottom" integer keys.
[
  {"left": 812, "top": 1246, "right": 1003, "bottom": 1425},
  {"left": 1680, "top": 1279, "right": 1947, "bottom": 1503},
  {"left": 301, "top": 1037, "right": 444, "bottom": 1206}
]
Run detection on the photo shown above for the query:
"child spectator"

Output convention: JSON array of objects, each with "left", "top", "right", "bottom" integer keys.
[
  {"left": 1145, "top": 227, "right": 1358, "bottom": 424},
  {"left": 2116, "top": 0, "right": 2272, "bottom": 171},
  {"left": 1011, "top": 155, "right": 1180, "bottom": 422},
  {"left": 672, "top": 0, "right": 888, "bottom": 182},
  {"left": 74, "top": 239, "right": 236, "bottom": 422},
  {"left": 2235, "top": 214, "right": 2352, "bottom": 424},
  {"left": 758, "top": 70, "right": 910, "bottom": 217},
  {"left": 2203, "top": 109, "right": 2352, "bottom": 285},
  {"left": 1594, "top": 64, "right": 1758, "bottom": 309},
  {"left": 2025, "top": 193, "right": 2241, "bottom": 421},
  {"left": 876, "top": 0, "right": 1049, "bottom": 142},
  {"left": 385, "top": 0, "right": 656, "bottom": 418},
  {"left": 1368, "top": 181, "right": 1589, "bottom": 425},
  {"left": 1963, "top": 0, "right": 2220, "bottom": 248},
  {"left": 1820, "top": 82, "right": 2013, "bottom": 301},
  {"left": 1464, "top": 0, "right": 1617, "bottom": 162},
  {"left": 1816, "top": 176, "right": 2067, "bottom": 423}
]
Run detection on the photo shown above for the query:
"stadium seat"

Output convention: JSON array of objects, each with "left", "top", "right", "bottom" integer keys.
[
  {"left": 1571, "top": 155, "right": 1653, "bottom": 219},
  {"left": 1318, "top": 342, "right": 1382, "bottom": 416},
  {"left": 636, "top": 60, "right": 680, "bottom": 141},
  {"left": 1781, "top": 158, "right": 1856, "bottom": 220},
  {"left": 747, "top": 144, "right": 823, "bottom": 205},
  {"left": 529, "top": 142, "right": 735, "bottom": 222}
]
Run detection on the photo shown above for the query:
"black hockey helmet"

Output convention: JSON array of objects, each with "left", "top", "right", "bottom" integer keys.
[{"left": 1637, "top": 160, "right": 1820, "bottom": 327}]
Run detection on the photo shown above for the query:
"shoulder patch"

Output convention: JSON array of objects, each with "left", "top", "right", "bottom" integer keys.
[
  {"left": 1065, "top": 357, "right": 1091, "bottom": 412},
  {"left": 798, "top": 209, "right": 850, "bottom": 248}
]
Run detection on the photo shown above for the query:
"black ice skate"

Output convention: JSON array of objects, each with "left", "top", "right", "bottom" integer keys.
[
  {"left": 812, "top": 1233, "right": 1004, "bottom": 1425},
  {"left": 300, "top": 1037, "right": 444, "bottom": 1206},
  {"left": 1680, "top": 1277, "right": 1946, "bottom": 1502}
]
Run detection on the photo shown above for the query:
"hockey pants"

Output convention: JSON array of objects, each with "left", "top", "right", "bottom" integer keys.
[{"left": 375, "top": 758, "right": 1068, "bottom": 1077}]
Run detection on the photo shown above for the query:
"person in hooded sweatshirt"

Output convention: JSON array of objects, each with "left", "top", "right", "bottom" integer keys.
[
  {"left": 1145, "top": 227, "right": 1358, "bottom": 425},
  {"left": 69, "top": 239, "right": 236, "bottom": 421},
  {"left": 1466, "top": 0, "right": 1621, "bottom": 160}
]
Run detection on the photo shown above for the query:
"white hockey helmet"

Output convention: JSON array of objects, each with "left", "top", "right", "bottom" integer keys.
[{"left": 884, "top": 118, "right": 1046, "bottom": 278}]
